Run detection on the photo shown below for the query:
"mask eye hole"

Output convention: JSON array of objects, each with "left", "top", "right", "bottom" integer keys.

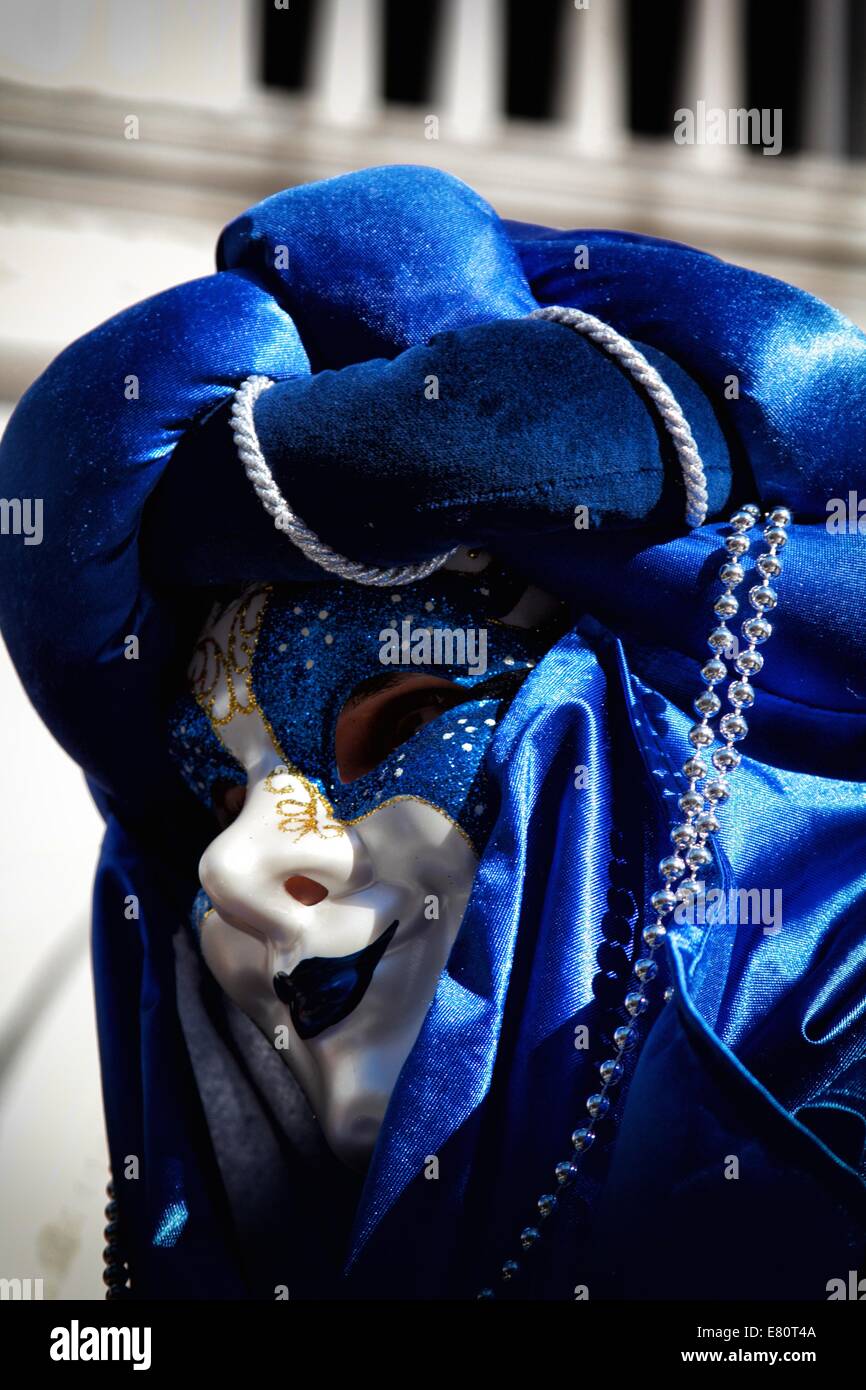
[
  {"left": 212, "top": 780, "right": 247, "bottom": 830},
  {"left": 335, "top": 673, "right": 466, "bottom": 784}
]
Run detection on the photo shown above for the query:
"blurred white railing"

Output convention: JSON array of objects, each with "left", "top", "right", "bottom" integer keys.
[{"left": 301, "top": 0, "right": 857, "bottom": 158}]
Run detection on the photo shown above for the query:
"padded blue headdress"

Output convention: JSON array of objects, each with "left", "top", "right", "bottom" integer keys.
[{"left": 0, "top": 165, "right": 864, "bottom": 1300}]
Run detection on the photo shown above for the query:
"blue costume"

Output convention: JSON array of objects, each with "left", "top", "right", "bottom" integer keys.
[{"left": 0, "top": 165, "right": 864, "bottom": 1300}]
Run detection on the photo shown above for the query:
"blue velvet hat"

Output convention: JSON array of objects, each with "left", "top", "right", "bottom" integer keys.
[{"left": 0, "top": 165, "right": 864, "bottom": 1300}]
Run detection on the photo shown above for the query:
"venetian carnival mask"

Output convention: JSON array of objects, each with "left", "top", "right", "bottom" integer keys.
[{"left": 168, "top": 552, "right": 557, "bottom": 1168}]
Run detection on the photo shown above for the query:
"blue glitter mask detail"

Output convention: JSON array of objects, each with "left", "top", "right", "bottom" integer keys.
[
  {"left": 169, "top": 565, "right": 552, "bottom": 853},
  {"left": 152, "top": 1199, "right": 188, "bottom": 1250}
]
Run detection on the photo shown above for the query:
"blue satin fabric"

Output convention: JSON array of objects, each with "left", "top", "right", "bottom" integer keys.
[
  {"left": 0, "top": 165, "right": 864, "bottom": 1299},
  {"left": 505, "top": 220, "right": 866, "bottom": 519},
  {"left": 341, "top": 613, "right": 866, "bottom": 1299}
]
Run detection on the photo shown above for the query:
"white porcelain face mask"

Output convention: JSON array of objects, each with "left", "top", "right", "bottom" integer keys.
[{"left": 168, "top": 560, "right": 555, "bottom": 1169}]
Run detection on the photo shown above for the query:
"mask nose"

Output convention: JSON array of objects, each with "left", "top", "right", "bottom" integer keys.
[{"left": 198, "top": 792, "right": 370, "bottom": 938}]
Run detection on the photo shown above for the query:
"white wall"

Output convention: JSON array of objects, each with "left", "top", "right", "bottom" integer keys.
[
  {"left": 0, "top": 609, "right": 106, "bottom": 1299},
  {"left": 0, "top": 0, "right": 256, "bottom": 107}
]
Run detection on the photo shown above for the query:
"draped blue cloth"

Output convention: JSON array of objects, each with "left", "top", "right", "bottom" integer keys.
[{"left": 0, "top": 165, "right": 864, "bottom": 1299}]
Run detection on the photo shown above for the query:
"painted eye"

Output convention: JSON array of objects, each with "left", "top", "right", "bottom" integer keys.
[
  {"left": 335, "top": 673, "right": 466, "bottom": 783},
  {"left": 212, "top": 780, "right": 247, "bottom": 829}
]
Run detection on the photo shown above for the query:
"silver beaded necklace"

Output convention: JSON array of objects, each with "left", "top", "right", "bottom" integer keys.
[{"left": 476, "top": 502, "right": 792, "bottom": 1299}]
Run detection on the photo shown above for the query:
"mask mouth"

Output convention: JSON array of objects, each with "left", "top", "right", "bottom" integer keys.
[{"left": 273, "top": 919, "right": 400, "bottom": 1039}]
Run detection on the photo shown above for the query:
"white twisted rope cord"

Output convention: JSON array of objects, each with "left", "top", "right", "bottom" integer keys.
[
  {"left": 529, "top": 305, "right": 709, "bottom": 528},
  {"left": 230, "top": 374, "right": 456, "bottom": 586},
  {"left": 232, "top": 310, "right": 707, "bottom": 583}
]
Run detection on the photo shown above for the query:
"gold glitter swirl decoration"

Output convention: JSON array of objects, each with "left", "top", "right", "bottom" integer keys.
[
  {"left": 187, "top": 586, "right": 346, "bottom": 842},
  {"left": 264, "top": 766, "right": 344, "bottom": 841},
  {"left": 189, "top": 585, "right": 270, "bottom": 726}
]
